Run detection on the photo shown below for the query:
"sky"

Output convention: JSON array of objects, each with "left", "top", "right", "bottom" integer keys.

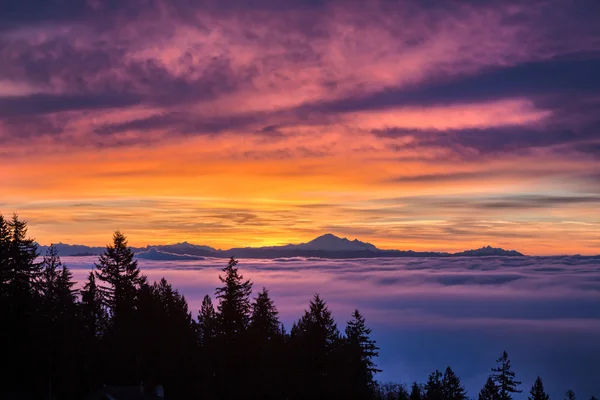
[
  {"left": 64, "top": 255, "right": 600, "bottom": 398},
  {"left": 1, "top": 0, "right": 600, "bottom": 255}
]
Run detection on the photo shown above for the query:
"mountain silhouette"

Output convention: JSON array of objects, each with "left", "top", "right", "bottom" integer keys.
[{"left": 38, "top": 234, "right": 524, "bottom": 258}]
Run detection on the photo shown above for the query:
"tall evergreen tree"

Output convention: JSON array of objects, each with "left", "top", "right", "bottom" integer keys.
[
  {"left": 94, "top": 231, "right": 146, "bottom": 385},
  {"left": 479, "top": 377, "right": 501, "bottom": 400},
  {"left": 1, "top": 215, "right": 42, "bottom": 396},
  {"left": 213, "top": 257, "right": 253, "bottom": 398},
  {"left": 39, "top": 245, "right": 79, "bottom": 399},
  {"left": 197, "top": 294, "right": 218, "bottom": 345},
  {"left": 215, "top": 257, "right": 253, "bottom": 338},
  {"left": 565, "top": 390, "right": 576, "bottom": 400},
  {"left": 290, "top": 294, "right": 341, "bottom": 398},
  {"left": 249, "top": 287, "right": 281, "bottom": 340},
  {"left": 95, "top": 231, "right": 145, "bottom": 316},
  {"left": 410, "top": 382, "right": 423, "bottom": 400},
  {"left": 343, "top": 309, "right": 380, "bottom": 398},
  {"left": 528, "top": 377, "right": 549, "bottom": 400},
  {"left": 491, "top": 351, "right": 522, "bottom": 400},
  {"left": 137, "top": 278, "right": 197, "bottom": 400},
  {"left": 442, "top": 367, "right": 468, "bottom": 400},
  {"left": 424, "top": 370, "right": 443, "bottom": 400},
  {"left": 0, "top": 214, "right": 10, "bottom": 291},
  {"left": 248, "top": 288, "right": 284, "bottom": 399}
]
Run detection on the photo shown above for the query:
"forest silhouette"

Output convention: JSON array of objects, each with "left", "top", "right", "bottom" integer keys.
[{"left": 0, "top": 214, "right": 593, "bottom": 399}]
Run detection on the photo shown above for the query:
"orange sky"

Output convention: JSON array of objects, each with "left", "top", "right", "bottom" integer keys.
[{"left": 1, "top": 0, "right": 599, "bottom": 255}]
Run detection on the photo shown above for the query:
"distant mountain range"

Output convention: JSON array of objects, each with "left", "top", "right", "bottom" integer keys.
[{"left": 38, "top": 233, "right": 524, "bottom": 259}]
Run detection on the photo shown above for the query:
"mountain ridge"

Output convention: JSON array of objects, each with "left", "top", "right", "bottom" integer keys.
[{"left": 37, "top": 233, "right": 524, "bottom": 259}]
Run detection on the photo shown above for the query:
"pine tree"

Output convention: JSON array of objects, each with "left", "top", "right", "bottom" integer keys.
[
  {"left": 565, "top": 390, "right": 576, "bottom": 400},
  {"left": 442, "top": 367, "right": 468, "bottom": 400},
  {"left": 79, "top": 270, "right": 107, "bottom": 392},
  {"left": 479, "top": 377, "right": 500, "bottom": 400},
  {"left": 344, "top": 309, "right": 380, "bottom": 397},
  {"left": 2, "top": 215, "right": 42, "bottom": 396},
  {"left": 197, "top": 295, "right": 218, "bottom": 345},
  {"left": 248, "top": 287, "right": 284, "bottom": 399},
  {"left": 589, "top": 396, "right": 598, "bottom": 400},
  {"left": 290, "top": 294, "right": 341, "bottom": 398},
  {"left": 80, "top": 271, "right": 107, "bottom": 338},
  {"left": 0, "top": 214, "right": 10, "bottom": 290},
  {"left": 528, "top": 377, "right": 549, "bottom": 400},
  {"left": 95, "top": 231, "right": 145, "bottom": 317},
  {"left": 7, "top": 214, "right": 41, "bottom": 293},
  {"left": 215, "top": 257, "right": 252, "bottom": 338},
  {"left": 213, "top": 257, "right": 253, "bottom": 398},
  {"left": 410, "top": 382, "right": 423, "bottom": 400},
  {"left": 424, "top": 370, "right": 443, "bottom": 400},
  {"left": 249, "top": 287, "right": 281, "bottom": 341},
  {"left": 39, "top": 245, "right": 78, "bottom": 399},
  {"left": 94, "top": 231, "right": 146, "bottom": 385},
  {"left": 491, "top": 351, "right": 522, "bottom": 400}
]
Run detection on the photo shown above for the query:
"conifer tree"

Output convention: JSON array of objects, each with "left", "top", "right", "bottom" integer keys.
[
  {"left": 197, "top": 295, "right": 218, "bottom": 345},
  {"left": 492, "top": 351, "right": 522, "bottom": 400},
  {"left": 79, "top": 270, "right": 107, "bottom": 391},
  {"left": 248, "top": 287, "right": 284, "bottom": 399},
  {"left": 344, "top": 309, "right": 380, "bottom": 397},
  {"left": 80, "top": 271, "right": 107, "bottom": 338},
  {"left": 2, "top": 215, "right": 42, "bottom": 395},
  {"left": 290, "top": 294, "right": 341, "bottom": 398},
  {"left": 95, "top": 231, "right": 145, "bottom": 317},
  {"left": 249, "top": 287, "right": 281, "bottom": 341},
  {"left": 0, "top": 214, "right": 10, "bottom": 290},
  {"left": 215, "top": 257, "right": 253, "bottom": 338},
  {"left": 410, "top": 382, "right": 423, "bottom": 400},
  {"left": 479, "top": 377, "right": 501, "bottom": 400},
  {"left": 442, "top": 367, "right": 468, "bottom": 400},
  {"left": 94, "top": 231, "right": 146, "bottom": 385},
  {"left": 39, "top": 245, "right": 78, "bottom": 399},
  {"left": 565, "top": 390, "right": 576, "bottom": 400},
  {"left": 589, "top": 396, "right": 598, "bottom": 400},
  {"left": 213, "top": 257, "right": 253, "bottom": 398},
  {"left": 424, "top": 370, "right": 443, "bottom": 400},
  {"left": 528, "top": 377, "right": 549, "bottom": 400}
]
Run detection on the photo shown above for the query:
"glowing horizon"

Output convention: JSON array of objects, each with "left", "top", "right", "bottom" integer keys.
[{"left": 1, "top": 0, "right": 600, "bottom": 256}]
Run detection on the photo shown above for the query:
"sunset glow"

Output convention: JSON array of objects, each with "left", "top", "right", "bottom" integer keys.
[{"left": 1, "top": 0, "right": 600, "bottom": 254}]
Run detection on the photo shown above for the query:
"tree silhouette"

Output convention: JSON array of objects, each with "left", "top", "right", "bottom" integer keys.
[
  {"left": 479, "top": 377, "right": 501, "bottom": 400},
  {"left": 249, "top": 287, "right": 284, "bottom": 399},
  {"left": 250, "top": 287, "right": 281, "bottom": 340},
  {"left": 442, "top": 367, "right": 468, "bottom": 400},
  {"left": 344, "top": 309, "right": 381, "bottom": 398},
  {"left": 565, "top": 390, "right": 577, "bottom": 400},
  {"left": 424, "top": 370, "right": 443, "bottom": 400},
  {"left": 1, "top": 214, "right": 42, "bottom": 396},
  {"left": 214, "top": 257, "right": 253, "bottom": 398},
  {"left": 491, "top": 351, "right": 522, "bottom": 400},
  {"left": 410, "top": 382, "right": 423, "bottom": 400},
  {"left": 39, "top": 245, "right": 79, "bottom": 399},
  {"left": 95, "top": 231, "right": 145, "bottom": 316},
  {"left": 79, "top": 270, "right": 107, "bottom": 392},
  {"left": 198, "top": 294, "right": 218, "bottom": 345},
  {"left": 290, "top": 294, "right": 341, "bottom": 398},
  {"left": 528, "top": 377, "right": 549, "bottom": 400},
  {"left": 215, "top": 257, "right": 253, "bottom": 338},
  {"left": 95, "top": 231, "right": 146, "bottom": 385}
]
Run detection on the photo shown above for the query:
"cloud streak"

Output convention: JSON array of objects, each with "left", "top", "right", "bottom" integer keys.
[{"left": 1, "top": 0, "right": 600, "bottom": 254}]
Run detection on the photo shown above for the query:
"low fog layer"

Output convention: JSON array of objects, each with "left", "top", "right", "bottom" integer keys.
[{"left": 64, "top": 256, "right": 600, "bottom": 399}]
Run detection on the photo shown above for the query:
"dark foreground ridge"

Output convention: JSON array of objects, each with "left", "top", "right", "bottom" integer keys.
[
  {"left": 39, "top": 233, "right": 525, "bottom": 258},
  {"left": 2, "top": 214, "right": 587, "bottom": 400}
]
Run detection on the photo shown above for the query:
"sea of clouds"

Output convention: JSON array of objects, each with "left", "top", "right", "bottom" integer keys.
[{"left": 63, "top": 256, "right": 600, "bottom": 399}]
